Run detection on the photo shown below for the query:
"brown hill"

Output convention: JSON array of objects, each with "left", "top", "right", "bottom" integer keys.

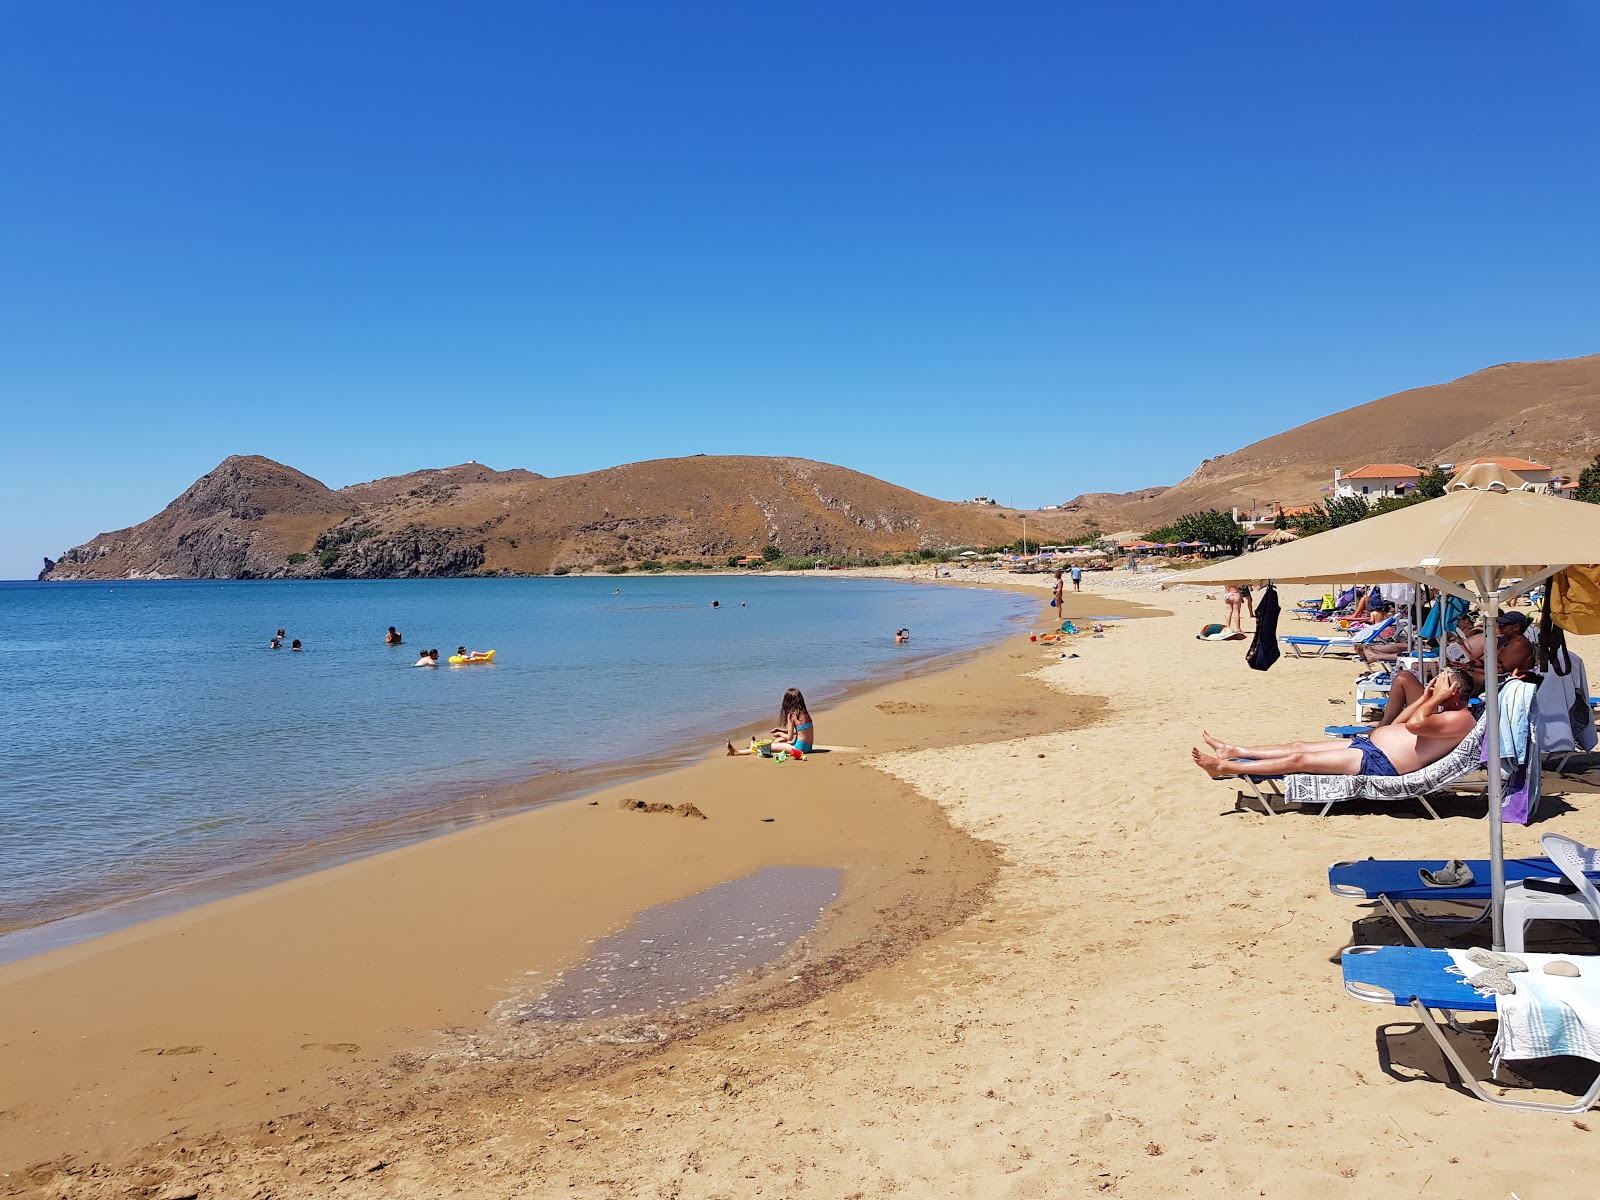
[
  {"left": 1065, "top": 352, "right": 1600, "bottom": 531},
  {"left": 40, "top": 455, "right": 1073, "bottom": 580}
]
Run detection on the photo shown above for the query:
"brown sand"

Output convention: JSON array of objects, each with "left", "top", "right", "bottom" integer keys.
[{"left": 7, "top": 579, "right": 1600, "bottom": 1198}]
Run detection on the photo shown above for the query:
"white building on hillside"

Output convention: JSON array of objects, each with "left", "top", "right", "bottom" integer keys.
[{"left": 1334, "top": 464, "right": 1423, "bottom": 501}]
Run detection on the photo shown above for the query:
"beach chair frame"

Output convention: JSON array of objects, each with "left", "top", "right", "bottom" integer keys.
[{"left": 1343, "top": 945, "right": 1600, "bottom": 1114}]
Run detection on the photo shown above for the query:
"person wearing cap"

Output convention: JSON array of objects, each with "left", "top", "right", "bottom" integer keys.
[{"left": 1375, "top": 608, "right": 1534, "bottom": 727}]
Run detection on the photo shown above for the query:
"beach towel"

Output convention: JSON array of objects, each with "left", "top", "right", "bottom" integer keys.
[
  {"left": 1480, "top": 680, "right": 1540, "bottom": 824},
  {"left": 1246, "top": 584, "right": 1281, "bottom": 672},
  {"left": 1536, "top": 652, "right": 1597, "bottom": 755},
  {"left": 1446, "top": 951, "right": 1600, "bottom": 1070},
  {"left": 1421, "top": 594, "right": 1470, "bottom": 641}
]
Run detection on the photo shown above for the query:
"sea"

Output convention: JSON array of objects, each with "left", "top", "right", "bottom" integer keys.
[{"left": 0, "top": 575, "right": 1032, "bottom": 959}]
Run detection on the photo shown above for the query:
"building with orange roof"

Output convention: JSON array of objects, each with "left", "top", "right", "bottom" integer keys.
[
  {"left": 1333, "top": 463, "right": 1423, "bottom": 501},
  {"left": 1457, "top": 456, "right": 1556, "bottom": 492}
]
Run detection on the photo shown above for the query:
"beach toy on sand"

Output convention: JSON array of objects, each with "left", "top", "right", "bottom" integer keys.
[{"left": 448, "top": 649, "right": 497, "bottom": 665}]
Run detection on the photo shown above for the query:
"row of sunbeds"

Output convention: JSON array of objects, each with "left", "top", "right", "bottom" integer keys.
[{"left": 1218, "top": 610, "right": 1600, "bottom": 1113}]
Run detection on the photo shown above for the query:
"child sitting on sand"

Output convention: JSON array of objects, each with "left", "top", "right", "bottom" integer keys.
[{"left": 728, "top": 688, "right": 815, "bottom": 757}]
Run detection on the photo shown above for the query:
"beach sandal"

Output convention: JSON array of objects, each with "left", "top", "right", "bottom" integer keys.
[{"left": 1418, "top": 860, "right": 1475, "bottom": 888}]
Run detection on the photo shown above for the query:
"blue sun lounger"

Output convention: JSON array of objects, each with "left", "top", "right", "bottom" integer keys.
[
  {"left": 1280, "top": 614, "right": 1397, "bottom": 659},
  {"left": 1328, "top": 857, "right": 1568, "bottom": 946},
  {"left": 1342, "top": 945, "right": 1600, "bottom": 1113}
]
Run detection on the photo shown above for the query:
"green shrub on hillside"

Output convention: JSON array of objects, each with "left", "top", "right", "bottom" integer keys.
[
  {"left": 317, "top": 548, "right": 340, "bottom": 568},
  {"left": 605, "top": 564, "right": 629, "bottom": 574},
  {"left": 637, "top": 560, "right": 664, "bottom": 572},
  {"left": 552, "top": 566, "right": 570, "bottom": 575},
  {"left": 286, "top": 552, "right": 308, "bottom": 565}
]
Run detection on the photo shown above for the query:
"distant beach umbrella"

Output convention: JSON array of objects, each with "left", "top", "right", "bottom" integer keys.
[{"left": 1167, "top": 481, "right": 1600, "bottom": 950}]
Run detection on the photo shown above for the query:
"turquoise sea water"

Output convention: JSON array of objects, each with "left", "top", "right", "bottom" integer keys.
[{"left": 0, "top": 576, "right": 1030, "bottom": 955}]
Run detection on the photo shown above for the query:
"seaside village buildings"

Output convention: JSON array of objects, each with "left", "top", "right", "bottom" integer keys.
[
  {"left": 1234, "top": 455, "right": 1569, "bottom": 540},
  {"left": 1332, "top": 456, "right": 1560, "bottom": 501}
]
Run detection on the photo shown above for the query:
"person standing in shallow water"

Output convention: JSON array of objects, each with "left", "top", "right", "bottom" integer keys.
[
  {"left": 385, "top": 625, "right": 403, "bottom": 646},
  {"left": 1051, "top": 570, "right": 1064, "bottom": 613}
]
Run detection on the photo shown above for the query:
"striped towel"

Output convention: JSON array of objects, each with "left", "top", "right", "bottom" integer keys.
[{"left": 1448, "top": 951, "right": 1600, "bottom": 1067}]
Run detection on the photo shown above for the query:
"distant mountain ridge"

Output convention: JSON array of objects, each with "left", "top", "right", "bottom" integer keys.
[
  {"left": 1057, "top": 352, "right": 1600, "bottom": 529},
  {"left": 39, "top": 455, "right": 1063, "bottom": 580}
]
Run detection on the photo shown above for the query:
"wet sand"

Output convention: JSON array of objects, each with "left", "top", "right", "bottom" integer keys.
[{"left": 0, "top": 584, "right": 1120, "bottom": 1188}]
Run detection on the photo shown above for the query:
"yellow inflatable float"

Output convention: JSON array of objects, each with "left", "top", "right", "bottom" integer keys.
[{"left": 448, "top": 649, "right": 496, "bottom": 665}]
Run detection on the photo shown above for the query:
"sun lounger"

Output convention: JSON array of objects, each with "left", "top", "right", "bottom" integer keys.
[
  {"left": 1342, "top": 944, "right": 1600, "bottom": 1113},
  {"left": 1280, "top": 614, "right": 1397, "bottom": 659},
  {"left": 1329, "top": 855, "right": 1593, "bottom": 947},
  {"left": 1272, "top": 716, "right": 1490, "bottom": 817},
  {"left": 1324, "top": 723, "right": 1374, "bottom": 737}
]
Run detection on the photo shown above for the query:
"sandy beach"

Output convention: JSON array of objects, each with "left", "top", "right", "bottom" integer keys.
[{"left": 6, "top": 573, "right": 1600, "bottom": 1198}]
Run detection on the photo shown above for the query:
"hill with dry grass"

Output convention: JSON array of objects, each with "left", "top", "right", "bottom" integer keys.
[
  {"left": 39, "top": 455, "right": 1072, "bottom": 580},
  {"left": 1060, "top": 352, "right": 1600, "bottom": 531}
]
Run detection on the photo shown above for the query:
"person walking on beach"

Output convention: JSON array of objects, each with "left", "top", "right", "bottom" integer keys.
[
  {"left": 385, "top": 625, "right": 403, "bottom": 646},
  {"left": 727, "top": 687, "right": 815, "bottom": 757},
  {"left": 1070, "top": 564, "right": 1082, "bottom": 592},
  {"left": 1239, "top": 584, "right": 1255, "bottom": 622},
  {"left": 1051, "top": 570, "right": 1064, "bottom": 612}
]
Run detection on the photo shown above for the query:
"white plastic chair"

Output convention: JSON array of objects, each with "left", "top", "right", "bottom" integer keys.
[{"left": 1504, "top": 833, "right": 1600, "bottom": 953}]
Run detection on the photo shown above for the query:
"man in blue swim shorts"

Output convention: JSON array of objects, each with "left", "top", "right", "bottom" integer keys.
[{"left": 1191, "top": 667, "right": 1477, "bottom": 780}]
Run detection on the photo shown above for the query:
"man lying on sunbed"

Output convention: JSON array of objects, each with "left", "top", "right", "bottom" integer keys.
[{"left": 1192, "top": 667, "right": 1477, "bottom": 779}]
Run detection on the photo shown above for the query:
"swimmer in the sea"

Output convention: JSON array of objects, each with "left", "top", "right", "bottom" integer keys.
[
  {"left": 414, "top": 649, "right": 439, "bottom": 667},
  {"left": 290, "top": 639, "right": 303, "bottom": 651},
  {"left": 386, "top": 625, "right": 403, "bottom": 645}
]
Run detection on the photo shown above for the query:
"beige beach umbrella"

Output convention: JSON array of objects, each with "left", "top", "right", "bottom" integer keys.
[
  {"left": 1256, "top": 527, "right": 1299, "bottom": 547},
  {"left": 1167, "top": 481, "right": 1600, "bottom": 949}
]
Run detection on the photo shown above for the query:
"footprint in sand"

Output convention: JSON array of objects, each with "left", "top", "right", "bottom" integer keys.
[
  {"left": 142, "top": 1045, "right": 206, "bottom": 1056},
  {"left": 877, "top": 701, "right": 930, "bottom": 715},
  {"left": 301, "top": 1042, "right": 362, "bottom": 1053}
]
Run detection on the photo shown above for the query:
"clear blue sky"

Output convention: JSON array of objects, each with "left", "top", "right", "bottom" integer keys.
[{"left": 4, "top": 2, "right": 1599, "bottom": 579}]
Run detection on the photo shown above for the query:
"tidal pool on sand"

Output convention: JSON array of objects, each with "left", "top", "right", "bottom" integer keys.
[{"left": 517, "top": 866, "right": 844, "bottom": 1021}]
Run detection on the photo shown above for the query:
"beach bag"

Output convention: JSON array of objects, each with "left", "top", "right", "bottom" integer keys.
[
  {"left": 1245, "top": 584, "right": 1281, "bottom": 672},
  {"left": 1550, "top": 566, "right": 1600, "bottom": 636}
]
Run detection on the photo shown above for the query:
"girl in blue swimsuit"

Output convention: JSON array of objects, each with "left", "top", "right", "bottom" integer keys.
[{"left": 727, "top": 687, "right": 815, "bottom": 756}]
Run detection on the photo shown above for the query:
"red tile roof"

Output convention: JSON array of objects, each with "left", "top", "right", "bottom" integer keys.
[
  {"left": 1463, "top": 455, "right": 1552, "bottom": 473},
  {"left": 1341, "top": 463, "right": 1423, "bottom": 480}
]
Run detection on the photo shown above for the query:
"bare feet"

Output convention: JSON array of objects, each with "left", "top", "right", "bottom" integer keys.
[
  {"left": 1191, "top": 746, "right": 1229, "bottom": 778},
  {"left": 1200, "top": 731, "right": 1235, "bottom": 756},
  {"left": 727, "top": 740, "right": 737, "bottom": 756}
]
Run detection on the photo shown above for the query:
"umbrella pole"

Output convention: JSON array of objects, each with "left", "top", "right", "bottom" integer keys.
[{"left": 1477, "top": 567, "right": 1506, "bottom": 951}]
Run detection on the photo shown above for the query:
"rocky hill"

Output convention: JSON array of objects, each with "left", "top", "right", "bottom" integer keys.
[
  {"left": 1059, "top": 352, "right": 1600, "bottom": 530},
  {"left": 39, "top": 455, "right": 1068, "bottom": 580}
]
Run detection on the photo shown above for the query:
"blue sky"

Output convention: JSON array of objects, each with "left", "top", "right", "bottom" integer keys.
[{"left": 3, "top": 2, "right": 1599, "bottom": 579}]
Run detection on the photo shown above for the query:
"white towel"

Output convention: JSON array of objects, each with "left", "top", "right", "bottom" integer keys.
[{"left": 1447, "top": 950, "right": 1600, "bottom": 1067}]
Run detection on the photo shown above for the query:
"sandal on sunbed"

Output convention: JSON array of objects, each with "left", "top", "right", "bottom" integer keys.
[{"left": 1418, "top": 859, "right": 1475, "bottom": 888}]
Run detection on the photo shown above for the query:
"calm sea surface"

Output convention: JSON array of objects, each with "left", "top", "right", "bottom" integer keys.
[{"left": 0, "top": 576, "right": 1029, "bottom": 954}]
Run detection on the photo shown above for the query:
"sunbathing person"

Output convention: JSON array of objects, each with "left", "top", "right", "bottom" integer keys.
[
  {"left": 1193, "top": 667, "right": 1477, "bottom": 779},
  {"left": 1373, "top": 611, "right": 1534, "bottom": 726}
]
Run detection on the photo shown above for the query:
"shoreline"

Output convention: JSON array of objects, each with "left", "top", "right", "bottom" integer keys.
[
  {"left": 1, "top": 582, "right": 1145, "bottom": 1176},
  {"left": 0, "top": 572, "right": 1034, "bottom": 962},
  {"left": 24, "top": 580, "right": 1598, "bottom": 1197}
]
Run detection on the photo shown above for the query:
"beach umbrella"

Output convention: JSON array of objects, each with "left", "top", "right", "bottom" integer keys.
[
  {"left": 1165, "top": 469, "right": 1600, "bottom": 949},
  {"left": 1257, "top": 528, "right": 1299, "bottom": 547}
]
